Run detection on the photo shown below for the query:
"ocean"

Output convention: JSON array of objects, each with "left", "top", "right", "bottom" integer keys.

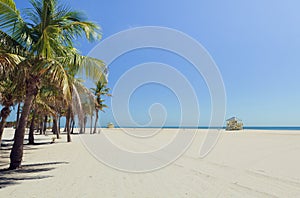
[{"left": 107, "top": 126, "right": 300, "bottom": 130}]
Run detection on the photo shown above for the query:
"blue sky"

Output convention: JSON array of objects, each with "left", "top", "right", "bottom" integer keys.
[{"left": 11, "top": 0, "right": 300, "bottom": 126}]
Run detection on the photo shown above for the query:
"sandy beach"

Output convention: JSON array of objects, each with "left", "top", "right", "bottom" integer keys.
[
  {"left": 2, "top": 0, "right": 300, "bottom": 197},
  {"left": 1, "top": 128, "right": 300, "bottom": 197}
]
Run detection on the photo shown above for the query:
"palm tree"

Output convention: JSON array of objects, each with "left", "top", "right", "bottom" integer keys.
[
  {"left": 0, "top": 83, "right": 14, "bottom": 144},
  {"left": 48, "top": 88, "right": 66, "bottom": 139},
  {"left": 0, "top": 31, "right": 27, "bottom": 144},
  {"left": 0, "top": 0, "right": 106, "bottom": 169},
  {"left": 71, "top": 79, "right": 95, "bottom": 134},
  {"left": 0, "top": 79, "right": 19, "bottom": 144},
  {"left": 28, "top": 85, "right": 57, "bottom": 144},
  {"left": 91, "top": 81, "right": 111, "bottom": 134}
]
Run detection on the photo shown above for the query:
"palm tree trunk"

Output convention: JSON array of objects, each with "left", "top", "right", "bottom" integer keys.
[
  {"left": 57, "top": 116, "right": 61, "bottom": 139},
  {"left": 0, "top": 106, "right": 11, "bottom": 145},
  {"left": 83, "top": 115, "right": 87, "bottom": 134},
  {"left": 63, "top": 123, "right": 67, "bottom": 132},
  {"left": 93, "top": 109, "right": 99, "bottom": 134},
  {"left": 28, "top": 110, "right": 36, "bottom": 145},
  {"left": 70, "top": 114, "right": 74, "bottom": 134},
  {"left": 9, "top": 79, "right": 38, "bottom": 169},
  {"left": 71, "top": 119, "right": 75, "bottom": 134},
  {"left": 52, "top": 117, "right": 58, "bottom": 135},
  {"left": 39, "top": 117, "right": 43, "bottom": 135},
  {"left": 79, "top": 114, "right": 83, "bottom": 133},
  {"left": 51, "top": 118, "right": 55, "bottom": 133},
  {"left": 15, "top": 103, "right": 21, "bottom": 129},
  {"left": 43, "top": 115, "right": 47, "bottom": 134},
  {"left": 71, "top": 113, "right": 75, "bottom": 134},
  {"left": 66, "top": 105, "right": 71, "bottom": 142},
  {"left": 90, "top": 115, "right": 93, "bottom": 134}
]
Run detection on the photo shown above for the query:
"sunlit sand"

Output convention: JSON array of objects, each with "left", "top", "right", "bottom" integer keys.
[{"left": 1, "top": 128, "right": 300, "bottom": 197}]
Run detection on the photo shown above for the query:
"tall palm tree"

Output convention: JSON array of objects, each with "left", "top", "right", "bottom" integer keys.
[
  {"left": 91, "top": 81, "right": 111, "bottom": 134},
  {"left": 0, "top": 0, "right": 106, "bottom": 169},
  {"left": 0, "top": 30, "right": 26, "bottom": 144},
  {"left": 71, "top": 78, "right": 95, "bottom": 134},
  {"left": 28, "top": 85, "right": 57, "bottom": 144},
  {"left": 0, "top": 78, "right": 21, "bottom": 144},
  {"left": 0, "top": 80, "right": 14, "bottom": 144}
]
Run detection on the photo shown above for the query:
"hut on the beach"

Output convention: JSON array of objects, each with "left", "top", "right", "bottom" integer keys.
[
  {"left": 107, "top": 122, "right": 114, "bottom": 128},
  {"left": 226, "top": 117, "right": 243, "bottom": 130}
]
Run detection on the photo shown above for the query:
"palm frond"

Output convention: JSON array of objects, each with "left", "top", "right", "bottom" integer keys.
[
  {"left": 0, "top": 30, "right": 28, "bottom": 56},
  {"left": 54, "top": 9, "right": 101, "bottom": 44},
  {"left": 0, "top": 31, "right": 25, "bottom": 77},
  {"left": 75, "top": 55, "right": 107, "bottom": 82},
  {"left": 34, "top": 95, "right": 56, "bottom": 116},
  {"left": 32, "top": 58, "right": 71, "bottom": 101},
  {"left": 0, "top": 0, "right": 23, "bottom": 33},
  {"left": 0, "top": 52, "right": 24, "bottom": 77},
  {"left": 33, "top": 24, "right": 67, "bottom": 58}
]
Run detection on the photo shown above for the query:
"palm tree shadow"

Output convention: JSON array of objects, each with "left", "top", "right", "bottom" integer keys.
[
  {"left": 0, "top": 145, "right": 40, "bottom": 168},
  {"left": 0, "top": 161, "right": 68, "bottom": 189},
  {"left": 0, "top": 149, "right": 10, "bottom": 167}
]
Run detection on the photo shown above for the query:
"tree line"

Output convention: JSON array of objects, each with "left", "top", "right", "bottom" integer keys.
[{"left": 0, "top": 0, "right": 109, "bottom": 170}]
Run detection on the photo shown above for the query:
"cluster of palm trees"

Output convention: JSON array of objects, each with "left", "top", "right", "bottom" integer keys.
[{"left": 0, "top": 0, "right": 109, "bottom": 170}]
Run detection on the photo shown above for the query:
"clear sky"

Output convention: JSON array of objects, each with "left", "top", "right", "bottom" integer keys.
[{"left": 11, "top": 0, "right": 300, "bottom": 126}]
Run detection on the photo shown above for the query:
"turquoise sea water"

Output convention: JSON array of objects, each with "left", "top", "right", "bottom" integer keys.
[
  {"left": 110, "top": 126, "right": 300, "bottom": 130},
  {"left": 239, "top": 126, "right": 300, "bottom": 130}
]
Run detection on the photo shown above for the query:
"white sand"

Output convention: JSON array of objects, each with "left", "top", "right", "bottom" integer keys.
[{"left": 1, "top": 128, "right": 300, "bottom": 197}]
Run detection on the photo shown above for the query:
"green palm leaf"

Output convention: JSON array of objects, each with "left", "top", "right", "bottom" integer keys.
[{"left": 0, "top": 0, "right": 20, "bottom": 31}]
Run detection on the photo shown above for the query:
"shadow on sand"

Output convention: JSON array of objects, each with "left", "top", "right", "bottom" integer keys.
[
  {"left": 0, "top": 135, "right": 69, "bottom": 190},
  {"left": 0, "top": 144, "right": 46, "bottom": 168},
  {"left": 0, "top": 161, "right": 69, "bottom": 189}
]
